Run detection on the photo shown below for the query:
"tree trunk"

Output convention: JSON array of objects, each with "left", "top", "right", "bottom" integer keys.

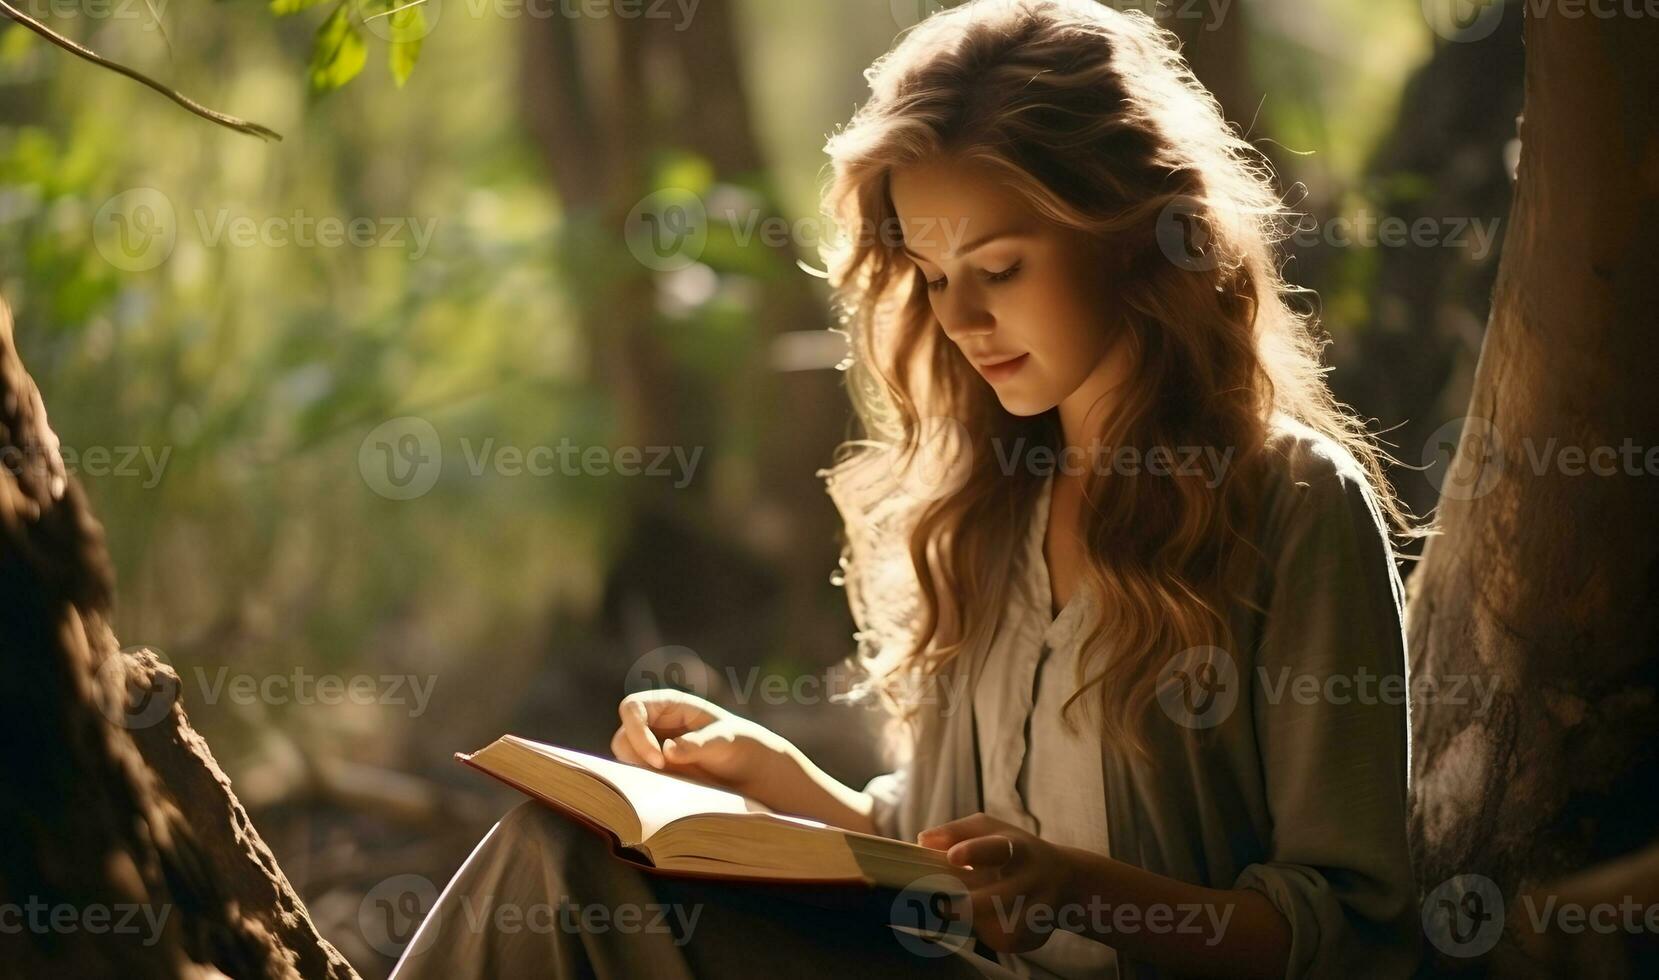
[
  {"left": 516, "top": 1, "right": 855, "bottom": 675},
  {"left": 1406, "top": 4, "right": 1659, "bottom": 975},
  {"left": 0, "top": 297, "right": 356, "bottom": 978}
]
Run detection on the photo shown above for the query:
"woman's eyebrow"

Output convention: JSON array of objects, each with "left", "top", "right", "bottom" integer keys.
[{"left": 901, "top": 228, "right": 1029, "bottom": 262}]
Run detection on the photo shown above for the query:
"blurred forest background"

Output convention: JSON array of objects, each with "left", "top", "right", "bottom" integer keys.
[{"left": 0, "top": 0, "right": 1522, "bottom": 973}]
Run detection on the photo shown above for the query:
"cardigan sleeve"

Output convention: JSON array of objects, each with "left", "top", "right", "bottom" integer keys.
[{"left": 1230, "top": 455, "right": 1422, "bottom": 979}]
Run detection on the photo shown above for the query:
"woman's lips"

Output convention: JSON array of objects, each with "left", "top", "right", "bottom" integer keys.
[{"left": 978, "top": 353, "right": 1030, "bottom": 383}]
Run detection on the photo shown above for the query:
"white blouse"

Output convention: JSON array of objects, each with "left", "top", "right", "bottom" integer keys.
[{"left": 971, "top": 471, "right": 1117, "bottom": 978}]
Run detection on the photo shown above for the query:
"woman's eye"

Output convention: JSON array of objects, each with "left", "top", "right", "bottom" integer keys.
[{"left": 922, "top": 262, "right": 1018, "bottom": 293}]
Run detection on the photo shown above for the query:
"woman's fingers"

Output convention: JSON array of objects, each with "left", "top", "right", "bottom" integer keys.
[
  {"left": 616, "top": 689, "right": 721, "bottom": 769},
  {"left": 944, "top": 834, "right": 1017, "bottom": 871},
  {"left": 661, "top": 721, "right": 737, "bottom": 766},
  {"left": 610, "top": 725, "right": 645, "bottom": 767},
  {"left": 618, "top": 697, "right": 666, "bottom": 768},
  {"left": 917, "top": 811, "right": 1003, "bottom": 848}
]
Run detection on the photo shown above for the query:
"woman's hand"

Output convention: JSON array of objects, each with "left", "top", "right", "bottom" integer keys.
[
  {"left": 610, "top": 689, "right": 797, "bottom": 804},
  {"left": 917, "top": 812, "right": 1081, "bottom": 954}
]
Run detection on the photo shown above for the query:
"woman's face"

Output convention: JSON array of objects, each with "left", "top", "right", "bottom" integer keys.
[{"left": 889, "top": 157, "right": 1132, "bottom": 434}]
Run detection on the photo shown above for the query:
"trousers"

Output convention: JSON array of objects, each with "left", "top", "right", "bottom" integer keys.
[{"left": 389, "top": 801, "right": 1025, "bottom": 979}]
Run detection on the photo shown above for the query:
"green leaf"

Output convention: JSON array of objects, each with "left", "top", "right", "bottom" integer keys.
[
  {"left": 387, "top": 4, "right": 425, "bottom": 88},
  {"left": 307, "top": 2, "right": 367, "bottom": 93},
  {"left": 269, "top": 0, "right": 330, "bottom": 15}
]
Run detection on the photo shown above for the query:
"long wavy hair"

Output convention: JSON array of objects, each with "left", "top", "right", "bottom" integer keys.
[{"left": 817, "top": 0, "right": 1416, "bottom": 759}]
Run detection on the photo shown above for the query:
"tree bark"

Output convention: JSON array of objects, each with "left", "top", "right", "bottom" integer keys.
[
  {"left": 1406, "top": 4, "right": 1659, "bottom": 975},
  {"left": 0, "top": 297, "right": 356, "bottom": 978}
]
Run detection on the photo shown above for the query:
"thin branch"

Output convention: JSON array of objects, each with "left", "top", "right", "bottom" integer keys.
[{"left": 0, "top": 0, "right": 280, "bottom": 141}]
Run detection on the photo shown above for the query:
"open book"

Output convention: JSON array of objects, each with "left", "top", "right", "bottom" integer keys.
[{"left": 459, "top": 735, "right": 958, "bottom": 889}]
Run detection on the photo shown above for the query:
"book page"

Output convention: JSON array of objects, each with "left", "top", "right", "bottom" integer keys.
[{"left": 517, "top": 739, "right": 774, "bottom": 840}]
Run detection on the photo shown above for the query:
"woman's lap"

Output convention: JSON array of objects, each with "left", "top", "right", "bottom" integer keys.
[{"left": 391, "top": 801, "right": 1017, "bottom": 980}]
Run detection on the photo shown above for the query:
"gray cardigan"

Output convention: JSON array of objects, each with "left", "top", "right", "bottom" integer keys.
[{"left": 849, "top": 422, "right": 1422, "bottom": 979}]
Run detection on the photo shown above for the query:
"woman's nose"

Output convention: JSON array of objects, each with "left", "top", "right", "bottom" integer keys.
[{"left": 935, "top": 285, "right": 995, "bottom": 341}]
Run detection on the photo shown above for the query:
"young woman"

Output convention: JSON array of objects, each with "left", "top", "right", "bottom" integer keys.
[{"left": 391, "top": 1, "right": 1421, "bottom": 977}]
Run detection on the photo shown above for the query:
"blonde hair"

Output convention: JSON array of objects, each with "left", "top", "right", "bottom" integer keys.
[{"left": 818, "top": 0, "right": 1416, "bottom": 759}]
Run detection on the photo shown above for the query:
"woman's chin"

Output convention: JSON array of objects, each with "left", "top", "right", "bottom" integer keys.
[{"left": 992, "top": 387, "right": 1055, "bottom": 418}]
